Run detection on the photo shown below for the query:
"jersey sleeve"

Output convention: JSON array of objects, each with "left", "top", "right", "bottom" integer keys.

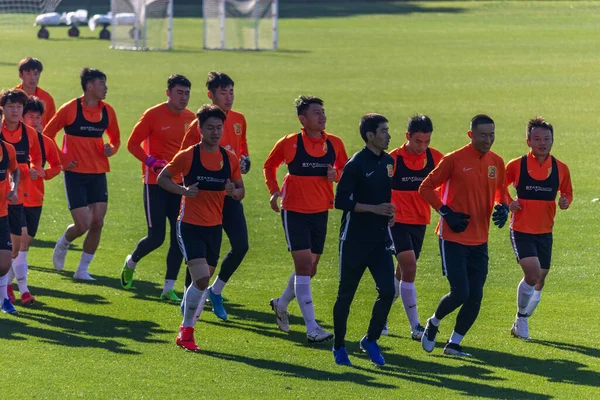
[
  {"left": 45, "top": 94, "right": 57, "bottom": 124},
  {"left": 105, "top": 105, "right": 121, "bottom": 155},
  {"left": 6, "top": 144, "right": 18, "bottom": 174},
  {"left": 43, "top": 135, "right": 62, "bottom": 180},
  {"left": 388, "top": 148, "right": 400, "bottom": 174},
  {"left": 239, "top": 115, "right": 249, "bottom": 157},
  {"left": 166, "top": 147, "right": 193, "bottom": 178},
  {"left": 494, "top": 158, "right": 508, "bottom": 204},
  {"left": 26, "top": 126, "right": 43, "bottom": 170},
  {"left": 262, "top": 136, "right": 289, "bottom": 195},
  {"left": 229, "top": 151, "right": 242, "bottom": 181},
  {"left": 418, "top": 155, "right": 454, "bottom": 211},
  {"left": 504, "top": 158, "right": 520, "bottom": 203},
  {"left": 42, "top": 100, "right": 75, "bottom": 141},
  {"left": 332, "top": 137, "right": 348, "bottom": 182},
  {"left": 558, "top": 161, "right": 573, "bottom": 206},
  {"left": 431, "top": 149, "right": 445, "bottom": 166},
  {"left": 334, "top": 158, "right": 359, "bottom": 212},
  {"left": 127, "top": 109, "right": 154, "bottom": 163},
  {"left": 181, "top": 119, "right": 200, "bottom": 150}
]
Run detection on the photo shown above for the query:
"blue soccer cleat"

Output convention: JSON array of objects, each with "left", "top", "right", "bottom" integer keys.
[
  {"left": 333, "top": 346, "right": 352, "bottom": 366},
  {"left": 208, "top": 287, "right": 227, "bottom": 321},
  {"left": 360, "top": 335, "right": 385, "bottom": 366},
  {"left": 2, "top": 298, "right": 17, "bottom": 314}
]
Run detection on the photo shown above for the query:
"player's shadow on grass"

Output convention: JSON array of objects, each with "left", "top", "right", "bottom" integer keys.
[
  {"left": 202, "top": 350, "right": 396, "bottom": 389},
  {"left": 1, "top": 305, "right": 169, "bottom": 354},
  {"left": 26, "top": 285, "right": 110, "bottom": 304},
  {"left": 533, "top": 339, "right": 600, "bottom": 359},
  {"left": 31, "top": 238, "right": 83, "bottom": 251}
]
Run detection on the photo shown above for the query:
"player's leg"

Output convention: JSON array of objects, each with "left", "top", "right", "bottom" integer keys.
[
  {"left": 510, "top": 230, "right": 539, "bottom": 339},
  {"left": 7, "top": 205, "right": 25, "bottom": 303},
  {"left": 0, "top": 216, "right": 17, "bottom": 314},
  {"left": 16, "top": 206, "right": 39, "bottom": 305},
  {"left": 122, "top": 184, "right": 168, "bottom": 290},
  {"left": 445, "top": 243, "right": 489, "bottom": 357},
  {"left": 422, "top": 239, "right": 469, "bottom": 353},
  {"left": 333, "top": 240, "right": 367, "bottom": 365},
  {"left": 525, "top": 233, "right": 552, "bottom": 323},
  {"left": 161, "top": 189, "right": 184, "bottom": 300}
]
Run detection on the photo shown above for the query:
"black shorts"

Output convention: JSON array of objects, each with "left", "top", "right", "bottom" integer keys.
[
  {"left": 281, "top": 210, "right": 328, "bottom": 254},
  {"left": 7, "top": 204, "right": 26, "bottom": 236},
  {"left": 439, "top": 239, "right": 489, "bottom": 278},
  {"left": 64, "top": 171, "right": 108, "bottom": 210},
  {"left": 510, "top": 230, "right": 553, "bottom": 269},
  {"left": 0, "top": 216, "right": 12, "bottom": 250},
  {"left": 176, "top": 221, "right": 222, "bottom": 266},
  {"left": 24, "top": 206, "right": 43, "bottom": 238},
  {"left": 389, "top": 223, "right": 426, "bottom": 259}
]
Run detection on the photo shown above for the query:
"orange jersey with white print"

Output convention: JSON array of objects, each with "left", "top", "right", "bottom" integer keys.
[
  {"left": 24, "top": 133, "right": 62, "bottom": 207},
  {"left": 180, "top": 110, "right": 248, "bottom": 158},
  {"left": 419, "top": 143, "right": 507, "bottom": 246},
  {"left": 263, "top": 130, "right": 348, "bottom": 214},
  {"left": 0, "top": 121, "right": 43, "bottom": 205},
  {"left": 15, "top": 84, "right": 56, "bottom": 128},
  {"left": 166, "top": 145, "right": 241, "bottom": 227},
  {"left": 505, "top": 151, "right": 572, "bottom": 234},
  {"left": 389, "top": 144, "right": 444, "bottom": 225},
  {"left": 127, "top": 103, "right": 196, "bottom": 184},
  {"left": 0, "top": 141, "right": 18, "bottom": 217},
  {"left": 42, "top": 97, "right": 120, "bottom": 174}
]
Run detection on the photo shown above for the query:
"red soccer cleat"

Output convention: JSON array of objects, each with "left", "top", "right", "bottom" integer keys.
[
  {"left": 7, "top": 285, "right": 15, "bottom": 304},
  {"left": 21, "top": 292, "right": 36, "bottom": 306},
  {"left": 176, "top": 326, "right": 200, "bottom": 352}
]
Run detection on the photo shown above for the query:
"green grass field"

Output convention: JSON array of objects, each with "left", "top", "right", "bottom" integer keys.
[{"left": 1, "top": 1, "right": 599, "bottom": 399}]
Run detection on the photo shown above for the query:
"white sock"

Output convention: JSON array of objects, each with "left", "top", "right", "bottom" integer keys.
[
  {"left": 526, "top": 290, "right": 542, "bottom": 317},
  {"left": 14, "top": 251, "right": 28, "bottom": 266},
  {"left": 430, "top": 313, "right": 441, "bottom": 326},
  {"left": 182, "top": 284, "right": 204, "bottom": 327},
  {"left": 0, "top": 275, "right": 7, "bottom": 299},
  {"left": 162, "top": 279, "right": 175, "bottom": 295},
  {"left": 278, "top": 272, "right": 296, "bottom": 311},
  {"left": 6, "top": 266, "right": 15, "bottom": 283},
  {"left": 393, "top": 277, "right": 400, "bottom": 303},
  {"left": 400, "top": 281, "right": 419, "bottom": 329},
  {"left": 517, "top": 278, "right": 535, "bottom": 315},
  {"left": 126, "top": 254, "right": 136, "bottom": 270},
  {"left": 449, "top": 330, "right": 464, "bottom": 345},
  {"left": 77, "top": 252, "right": 94, "bottom": 272},
  {"left": 58, "top": 234, "right": 71, "bottom": 250},
  {"left": 295, "top": 275, "right": 317, "bottom": 332},
  {"left": 211, "top": 276, "right": 226, "bottom": 295},
  {"left": 14, "top": 263, "right": 29, "bottom": 294},
  {"left": 193, "top": 290, "right": 209, "bottom": 323}
]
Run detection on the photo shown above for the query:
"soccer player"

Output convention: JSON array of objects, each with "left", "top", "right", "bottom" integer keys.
[
  {"left": 121, "top": 75, "right": 195, "bottom": 301},
  {"left": 419, "top": 114, "right": 508, "bottom": 357},
  {"left": 43, "top": 68, "right": 120, "bottom": 280},
  {"left": 15, "top": 57, "right": 56, "bottom": 128},
  {"left": 0, "top": 90, "right": 43, "bottom": 305},
  {"left": 332, "top": 113, "right": 396, "bottom": 366},
  {"left": 263, "top": 95, "right": 348, "bottom": 343},
  {"left": 0, "top": 111, "right": 21, "bottom": 314},
  {"left": 386, "top": 115, "right": 443, "bottom": 339},
  {"left": 180, "top": 71, "right": 249, "bottom": 319},
  {"left": 157, "top": 104, "right": 244, "bottom": 352},
  {"left": 505, "top": 117, "right": 572, "bottom": 340}
]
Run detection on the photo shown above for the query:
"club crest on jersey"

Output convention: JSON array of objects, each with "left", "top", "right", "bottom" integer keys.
[
  {"left": 488, "top": 166, "right": 497, "bottom": 179},
  {"left": 387, "top": 164, "right": 394, "bottom": 177},
  {"left": 234, "top": 123, "right": 242, "bottom": 135}
]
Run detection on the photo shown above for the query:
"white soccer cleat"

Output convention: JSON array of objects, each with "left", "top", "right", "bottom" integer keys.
[
  {"left": 52, "top": 242, "right": 68, "bottom": 271},
  {"left": 381, "top": 323, "right": 389, "bottom": 336},
  {"left": 73, "top": 270, "right": 96, "bottom": 281},
  {"left": 421, "top": 318, "right": 438, "bottom": 353},
  {"left": 510, "top": 317, "right": 531, "bottom": 340},
  {"left": 269, "top": 298, "right": 290, "bottom": 333},
  {"left": 307, "top": 326, "right": 334, "bottom": 343}
]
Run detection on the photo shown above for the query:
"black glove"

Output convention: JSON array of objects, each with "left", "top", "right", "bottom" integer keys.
[
  {"left": 492, "top": 203, "right": 509, "bottom": 228},
  {"left": 240, "top": 155, "right": 251, "bottom": 174},
  {"left": 438, "top": 205, "right": 470, "bottom": 233}
]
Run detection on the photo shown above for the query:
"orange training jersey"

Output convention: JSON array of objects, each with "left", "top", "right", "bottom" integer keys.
[
  {"left": 505, "top": 151, "right": 572, "bottom": 234},
  {"left": 127, "top": 103, "right": 195, "bottom": 185},
  {"left": 180, "top": 110, "right": 248, "bottom": 158},
  {"left": 15, "top": 84, "right": 56, "bottom": 128},
  {"left": 0, "top": 121, "right": 43, "bottom": 205},
  {"left": 389, "top": 144, "right": 444, "bottom": 225},
  {"left": 24, "top": 133, "right": 62, "bottom": 208},
  {"left": 0, "top": 142, "right": 18, "bottom": 217},
  {"left": 419, "top": 143, "right": 507, "bottom": 246},
  {"left": 42, "top": 97, "right": 120, "bottom": 174},
  {"left": 263, "top": 129, "right": 348, "bottom": 214},
  {"left": 166, "top": 146, "right": 241, "bottom": 227}
]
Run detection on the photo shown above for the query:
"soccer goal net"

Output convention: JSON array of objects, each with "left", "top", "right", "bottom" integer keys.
[
  {"left": 203, "top": 0, "right": 278, "bottom": 50},
  {"left": 0, "top": 0, "right": 63, "bottom": 33},
  {"left": 110, "top": 0, "right": 173, "bottom": 51}
]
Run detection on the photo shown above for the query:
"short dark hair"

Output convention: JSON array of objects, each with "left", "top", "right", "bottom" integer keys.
[
  {"left": 19, "top": 57, "right": 44, "bottom": 74},
  {"left": 167, "top": 74, "right": 191, "bottom": 91},
  {"left": 206, "top": 71, "right": 234, "bottom": 93},
  {"left": 295, "top": 95, "right": 323, "bottom": 116},
  {"left": 23, "top": 96, "right": 45, "bottom": 116},
  {"left": 470, "top": 114, "right": 494, "bottom": 131},
  {"left": 197, "top": 104, "right": 227, "bottom": 127},
  {"left": 407, "top": 114, "right": 433, "bottom": 135},
  {"left": 80, "top": 68, "right": 107, "bottom": 92},
  {"left": 0, "top": 89, "right": 29, "bottom": 107},
  {"left": 359, "top": 113, "right": 388, "bottom": 143},
  {"left": 526, "top": 116, "right": 553, "bottom": 139}
]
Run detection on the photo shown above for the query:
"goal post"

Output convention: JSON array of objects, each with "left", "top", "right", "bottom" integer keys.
[
  {"left": 0, "top": 0, "right": 63, "bottom": 34},
  {"left": 110, "top": 0, "right": 173, "bottom": 51},
  {"left": 203, "top": 0, "right": 278, "bottom": 51}
]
